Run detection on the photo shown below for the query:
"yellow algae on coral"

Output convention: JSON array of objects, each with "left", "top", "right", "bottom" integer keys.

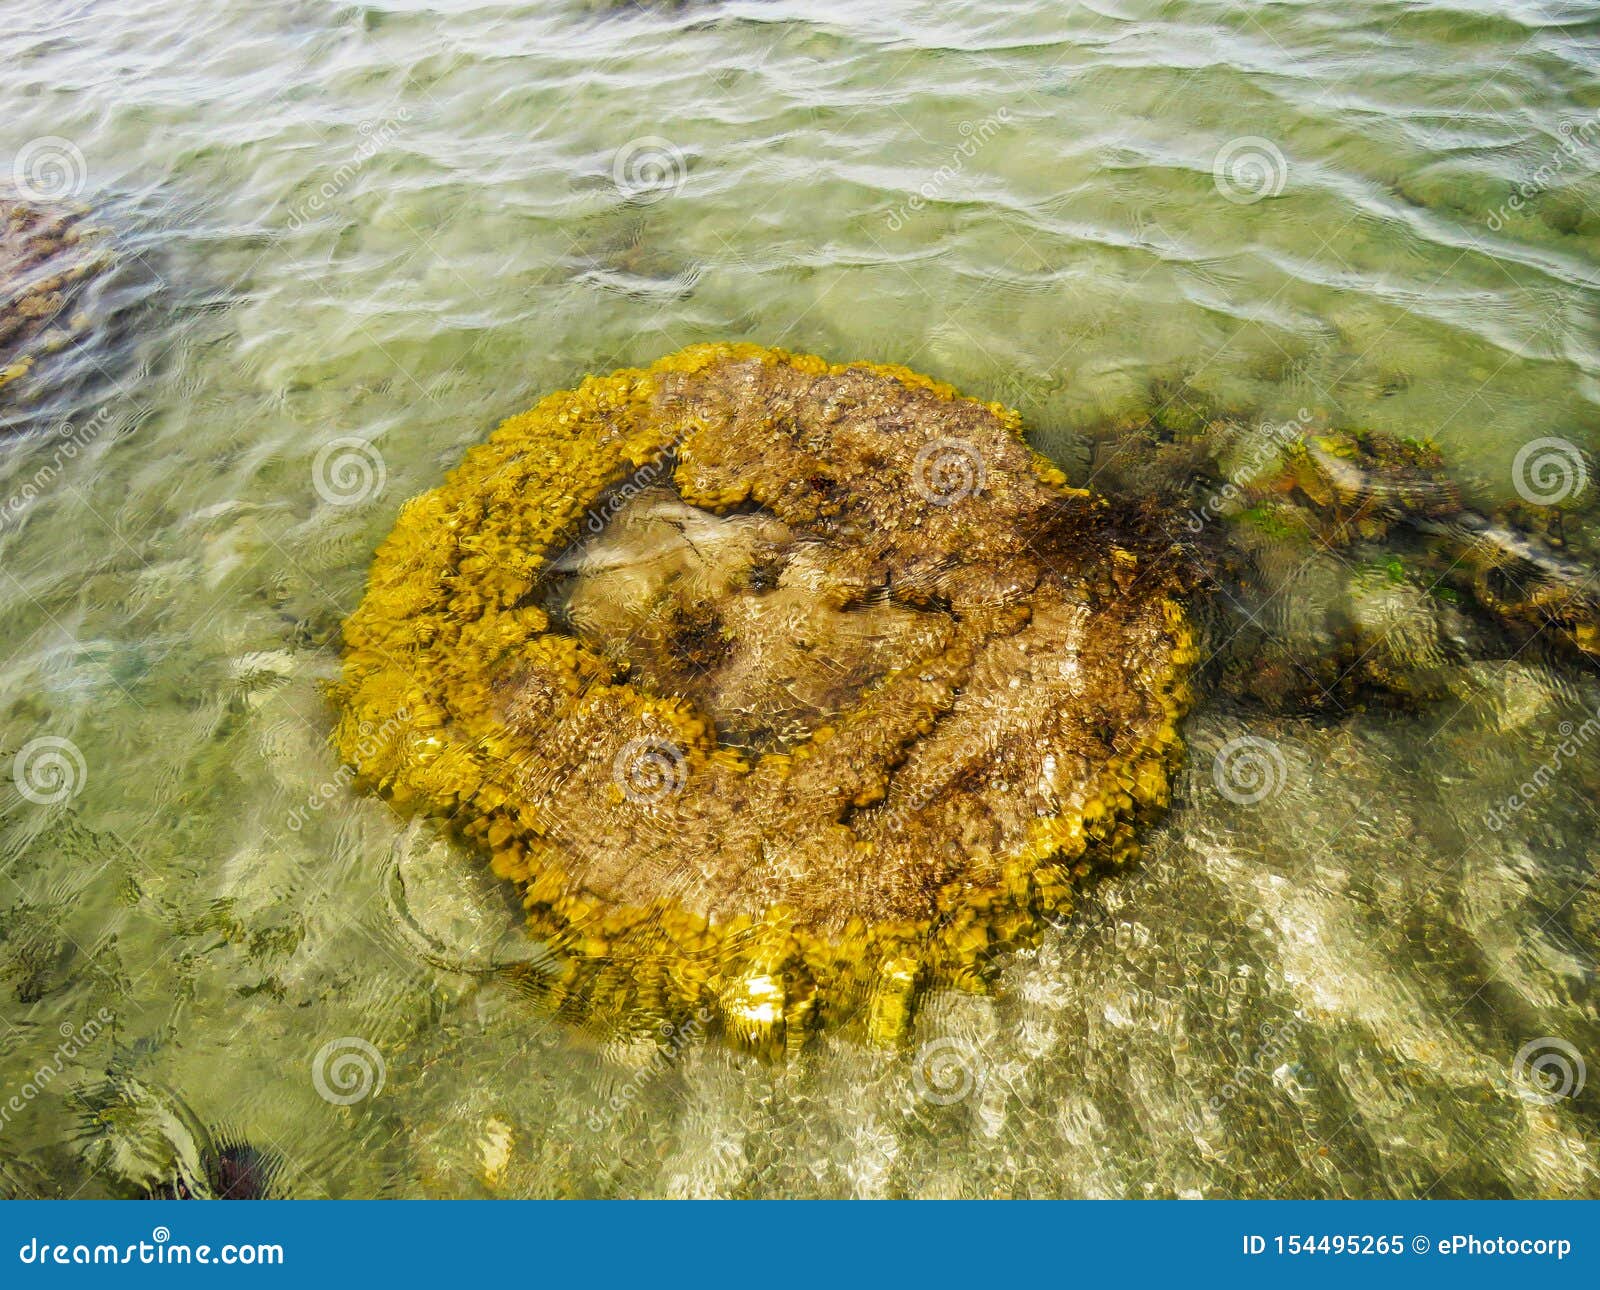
[{"left": 333, "top": 344, "right": 1194, "bottom": 1047}]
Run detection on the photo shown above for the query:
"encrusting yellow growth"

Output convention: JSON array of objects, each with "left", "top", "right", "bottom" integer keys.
[{"left": 334, "top": 344, "right": 1196, "bottom": 1050}]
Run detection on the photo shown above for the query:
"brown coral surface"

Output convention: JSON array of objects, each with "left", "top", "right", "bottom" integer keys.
[{"left": 334, "top": 344, "right": 1196, "bottom": 1045}]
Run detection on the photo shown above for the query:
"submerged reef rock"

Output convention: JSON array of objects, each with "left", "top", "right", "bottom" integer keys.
[
  {"left": 1251, "top": 430, "right": 1600, "bottom": 667},
  {"left": 0, "top": 197, "right": 109, "bottom": 397},
  {"left": 334, "top": 344, "right": 1196, "bottom": 1048},
  {"left": 1094, "top": 397, "right": 1600, "bottom": 710},
  {"left": 147, "top": 1136, "right": 282, "bottom": 1201}
]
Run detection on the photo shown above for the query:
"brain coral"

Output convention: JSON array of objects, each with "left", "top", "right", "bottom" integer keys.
[{"left": 334, "top": 344, "right": 1196, "bottom": 1048}]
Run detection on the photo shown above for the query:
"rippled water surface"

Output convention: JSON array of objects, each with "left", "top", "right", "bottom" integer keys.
[{"left": 2, "top": 0, "right": 1598, "bottom": 1197}]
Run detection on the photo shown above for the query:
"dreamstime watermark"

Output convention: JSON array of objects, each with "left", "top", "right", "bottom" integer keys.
[
  {"left": 586, "top": 463, "right": 669, "bottom": 534},
  {"left": 1212, "top": 136, "right": 1288, "bottom": 205},
  {"left": 1509, "top": 1037, "right": 1586, "bottom": 1106},
  {"left": 1183, "top": 408, "right": 1314, "bottom": 533},
  {"left": 581, "top": 435, "right": 692, "bottom": 535},
  {"left": 613, "top": 735, "right": 688, "bottom": 806},
  {"left": 1486, "top": 110, "right": 1600, "bottom": 231},
  {"left": 910, "top": 1036, "right": 984, "bottom": 1106},
  {"left": 17, "top": 1229, "right": 283, "bottom": 1267},
  {"left": 884, "top": 782, "right": 938, "bottom": 834},
  {"left": 0, "top": 1008, "right": 114, "bottom": 1127},
  {"left": 1510, "top": 436, "right": 1589, "bottom": 507},
  {"left": 1186, "top": 944, "right": 1264, "bottom": 1018},
  {"left": 586, "top": 1008, "right": 713, "bottom": 1133},
  {"left": 312, "top": 436, "right": 387, "bottom": 506},
  {"left": 912, "top": 437, "right": 986, "bottom": 506},
  {"left": 286, "top": 707, "right": 411, "bottom": 832},
  {"left": 310, "top": 1036, "right": 385, "bottom": 1105},
  {"left": 1210, "top": 1015, "right": 1306, "bottom": 1108},
  {"left": 284, "top": 107, "right": 411, "bottom": 230},
  {"left": 11, "top": 736, "right": 87, "bottom": 806},
  {"left": 1211, "top": 735, "right": 1287, "bottom": 805},
  {"left": 885, "top": 109, "right": 1013, "bottom": 230},
  {"left": 611, "top": 136, "right": 687, "bottom": 205},
  {"left": 11, "top": 136, "right": 87, "bottom": 202},
  {"left": 0, "top": 405, "right": 119, "bottom": 533},
  {"left": 1483, "top": 702, "right": 1600, "bottom": 832}
]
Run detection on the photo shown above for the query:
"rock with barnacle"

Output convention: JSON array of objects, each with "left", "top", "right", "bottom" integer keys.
[{"left": 333, "top": 344, "right": 1197, "bottom": 1049}]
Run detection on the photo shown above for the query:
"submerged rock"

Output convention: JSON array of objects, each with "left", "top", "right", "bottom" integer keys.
[
  {"left": 147, "top": 1135, "right": 282, "bottom": 1201},
  {"left": 334, "top": 344, "right": 1197, "bottom": 1047},
  {"left": 0, "top": 197, "right": 110, "bottom": 398},
  {"left": 75, "top": 1077, "right": 284, "bottom": 1200}
]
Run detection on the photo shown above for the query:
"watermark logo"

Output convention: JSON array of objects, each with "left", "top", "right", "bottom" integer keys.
[
  {"left": 1211, "top": 735, "right": 1286, "bottom": 806},
  {"left": 312, "top": 437, "right": 387, "bottom": 507},
  {"left": 884, "top": 782, "right": 938, "bottom": 834},
  {"left": 284, "top": 107, "right": 411, "bottom": 230},
  {"left": 586, "top": 1009, "right": 712, "bottom": 1133},
  {"left": 287, "top": 709, "right": 411, "bottom": 832},
  {"left": 1486, "top": 110, "right": 1600, "bottom": 231},
  {"left": 1, "top": 1008, "right": 114, "bottom": 1127},
  {"left": 1212, "top": 137, "right": 1288, "bottom": 205},
  {"left": 1483, "top": 705, "right": 1600, "bottom": 831},
  {"left": 613, "top": 736, "right": 688, "bottom": 806},
  {"left": 578, "top": 432, "right": 695, "bottom": 536},
  {"left": 12, "top": 736, "right": 87, "bottom": 806},
  {"left": 912, "top": 437, "right": 986, "bottom": 506},
  {"left": 1181, "top": 408, "right": 1314, "bottom": 533},
  {"left": 611, "top": 136, "right": 687, "bottom": 205},
  {"left": 1510, "top": 1037, "right": 1585, "bottom": 1106},
  {"left": 311, "top": 1036, "right": 386, "bottom": 1105},
  {"left": 910, "top": 1036, "right": 983, "bottom": 1106},
  {"left": 16, "top": 1227, "right": 283, "bottom": 1267},
  {"left": 1, "top": 406, "right": 120, "bottom": 533},
  {"left": 886, "top": 109, "right": 1012, "bottom": 230},
  {"left": 1511, "top": 436, "right": 1588, "bottom": 507},
  {"left": 1210, "top": 1016, "right": 1306, "bottom": 1108},
  {"left": 12, "top": 136, "right": 87, "bottom": 202}
]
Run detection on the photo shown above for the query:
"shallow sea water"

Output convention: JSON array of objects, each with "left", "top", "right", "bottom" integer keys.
[{"left": 1, "top": 0, "right": 1598, "bottom": 1197}]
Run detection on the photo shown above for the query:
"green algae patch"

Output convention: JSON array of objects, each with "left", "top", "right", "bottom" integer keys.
[{"left": 333, "top": 344, "right": 1196, "bottom": 1048}]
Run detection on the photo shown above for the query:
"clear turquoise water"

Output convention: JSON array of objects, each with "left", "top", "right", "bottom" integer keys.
[{"left": 0, "top": 0, "right": 1597, "bottom": 1197}]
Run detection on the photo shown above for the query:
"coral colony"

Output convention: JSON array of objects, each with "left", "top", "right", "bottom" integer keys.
[{"left": 334, "top": 345, "right": 1196, "bottom": 1050}]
